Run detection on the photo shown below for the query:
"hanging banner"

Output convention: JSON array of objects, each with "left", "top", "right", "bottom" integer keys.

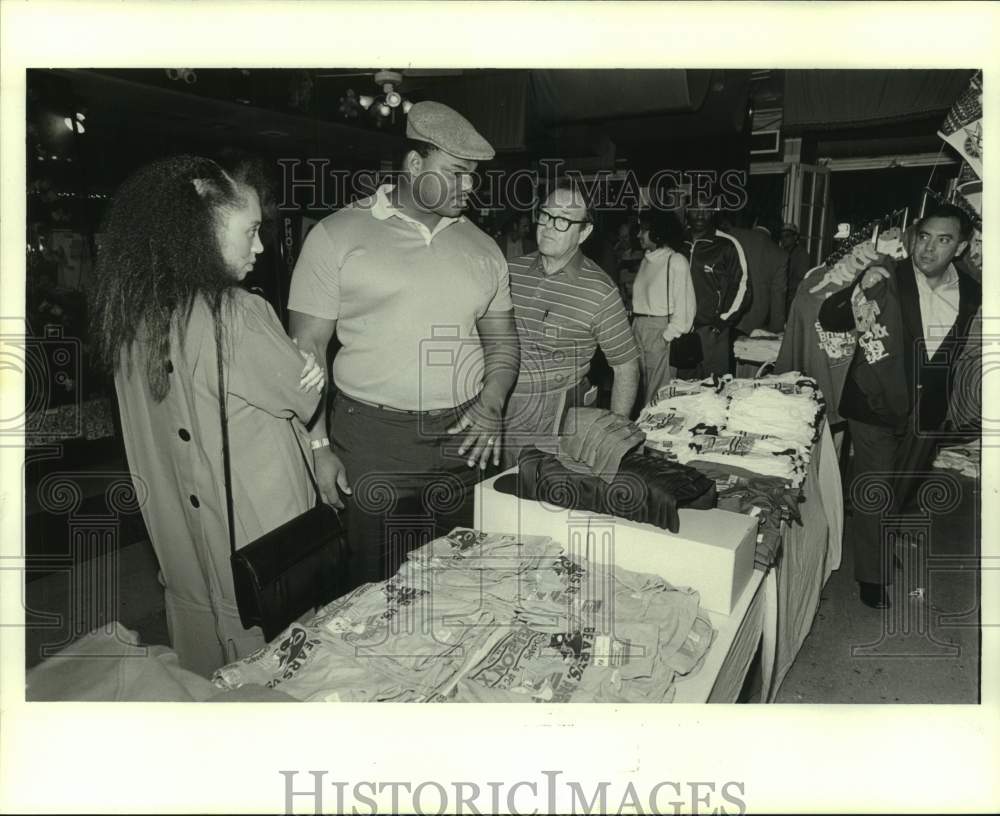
[{"left": 938, "top": 70, "right": 983, "bottom": 179}]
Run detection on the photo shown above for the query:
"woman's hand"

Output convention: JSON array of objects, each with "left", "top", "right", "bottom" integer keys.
[
  {"left": 298, "top": 351, "right": 325, "bottom": 392},
  {"left": 293, "top": 339, "right": 325, "bottom": 393}
]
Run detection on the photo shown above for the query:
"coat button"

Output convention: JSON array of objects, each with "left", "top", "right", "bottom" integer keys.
[
  {"left": 178, "top": 428, "right": 191, "bottom": 441},
  {"left": 165, "top": 360, "right": 174, "bottom": 374},
  {"left": 189, "top": 495, "right": 200, "bottom": 508}
]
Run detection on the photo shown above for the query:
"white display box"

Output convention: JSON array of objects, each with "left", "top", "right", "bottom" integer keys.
[{"left": 474, "top": 468, "right": 757, "bottom": 615}]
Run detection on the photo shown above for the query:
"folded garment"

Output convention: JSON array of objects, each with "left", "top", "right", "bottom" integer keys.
[
  {"left": 734, "top": 335, "right": 783, "bottom": 364},
  {"left": 933, "top": 444, "right": 980, "bottom": 479},
  {"left": 512, "top": 447, "right": 716, "bottom": 534},
  {"left": 725, "top": 388, "right": 823, "bottom": 449},
  {"left": 557, "top": 407, "right": 646, "bottom": 483},
  {"left": 686, "top": 459, "right": 803, "bottom": 524}
]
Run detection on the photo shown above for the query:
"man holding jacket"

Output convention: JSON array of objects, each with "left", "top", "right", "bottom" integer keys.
[{"left": 816, "top": 202, "right": 981, "bottom": 609}]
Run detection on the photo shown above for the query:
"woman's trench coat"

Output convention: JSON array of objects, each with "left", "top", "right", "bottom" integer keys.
[{"left": 115, "top": 290, "right": 321, "bottom": 676}]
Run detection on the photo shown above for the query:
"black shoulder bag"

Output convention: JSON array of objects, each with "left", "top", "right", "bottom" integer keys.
[
  {"left": 665, "top": 251, "right": 703, "bottom": 368},
  {"left": 215, "top": 315, "right": 347, "bottom": 642}
]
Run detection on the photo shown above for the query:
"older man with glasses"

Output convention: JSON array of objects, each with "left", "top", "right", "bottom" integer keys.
[{"left": 503, "top": 184, "right": 640, "bottom": 465}]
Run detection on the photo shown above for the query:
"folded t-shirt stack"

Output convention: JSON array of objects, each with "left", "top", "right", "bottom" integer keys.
[
  {"left": 556, "top": 407, "right": 647, "bottom": 484},
  {"left": 687, "top": 430, "right": 807, "bottom": 484},
  {"left": 734, "top": 331, "right": 783, "bottom": 364},
  {"left": 637, "top": 384, "right": 730, "bottom": 461},
  {"left": 638, "top": 371, "right": 825, "bottom": 488}
]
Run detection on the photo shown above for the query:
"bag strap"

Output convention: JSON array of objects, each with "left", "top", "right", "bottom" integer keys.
[
  {"left": 664, "top": 250, "right": 671, "bottom": 318},
  {"left": 289, "top": 427, "right": 324, "bottom": 508},
  {"left": 215, "top": 309, "right": 238, "bottom": 557}
]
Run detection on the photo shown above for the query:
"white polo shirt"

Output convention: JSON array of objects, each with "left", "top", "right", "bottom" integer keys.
[{"left": 289, "top": 185, "right": 512, "bottom": 410}]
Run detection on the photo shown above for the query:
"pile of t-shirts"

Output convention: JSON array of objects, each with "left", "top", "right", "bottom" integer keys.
[
  {"left": 725, "top": 378, "right": 824, "bottom": 450},
  {"left": 686, "top": 429, "right": 806, "bottom": 484},
  {"left": 690, "top": 461, "right": 804, "bottom": 571},
  {"left": 933, "top": 444, "right": 980, "bottom": 479},
  {"left": 639, "top": 378, "right": 729, "bottom": 461},
  {"left": 734, "top": 330, "right": 784, "bottom": 365},
  {"left": 212, "top": 529, "right": 714, "bottom": 704},
  {"left": 638, "top": 372, "right": 825, "bottom": 488}
]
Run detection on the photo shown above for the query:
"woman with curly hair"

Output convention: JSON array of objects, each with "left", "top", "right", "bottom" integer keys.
[{"left": 91, "top": 155, "right": 325, "bottom": 675}]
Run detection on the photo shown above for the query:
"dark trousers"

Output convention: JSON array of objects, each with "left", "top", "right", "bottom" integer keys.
[
  {"left": 676, "top": 324, "right": 732, "bottom": 380},
  {"left": 846, "top": 418, "right": 940, "bottom": 585},
  {"left": 330, "top": 392, "right": 482, "bottom": 585}
]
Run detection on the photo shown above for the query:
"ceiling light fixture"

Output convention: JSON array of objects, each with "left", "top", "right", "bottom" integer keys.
[
  {"left": 165, "top": 68, "right": 197, "bottom": 85},
  {"left": 63, "top": 111, "right": 86, "bottom": 134},
  {"left": 359, "top": 70, "right": 412, "bottom": 121}
]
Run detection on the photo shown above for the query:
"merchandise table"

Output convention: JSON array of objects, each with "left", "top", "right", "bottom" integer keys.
[
  {"left": 25, "top": 431, "right": 841, "bottom": 703},
  {"left": 682, "top": 420, "right": 842, "bottom": 701},
  {"left": 763, "top": 421, "right": 842, "bottom": 699},
  {"left": 475, "top": 421, "right": 842, "bottom": 703}
]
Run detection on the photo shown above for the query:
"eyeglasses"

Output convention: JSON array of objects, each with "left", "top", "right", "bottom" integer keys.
[{"left": 535, "top": 210, "right": 590, "bottom": 233}]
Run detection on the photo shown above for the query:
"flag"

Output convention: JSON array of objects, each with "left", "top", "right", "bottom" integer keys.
[{"left": 938, "top": 71, "right": 983, "bottom": 179}]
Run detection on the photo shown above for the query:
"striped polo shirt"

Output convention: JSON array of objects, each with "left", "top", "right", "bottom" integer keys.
[{"left": 509, "top": 249, "right": 638, "bottom": 394}]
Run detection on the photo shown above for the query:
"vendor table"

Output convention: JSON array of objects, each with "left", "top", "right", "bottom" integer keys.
[
  {"left": 688, "top": 420, "right": 841, "bottom": 702},
  {"left": 26, "top": 431, "right": 842, "bottom": 704},
  {"left": 475, "top": 420, "right": 843, "bottom": 703},
  {"left": 764, "top": 421, "right": 842, "bottom": 699},
  {"left": 617, "top": 422, "right": 840, "bottom": 703}
]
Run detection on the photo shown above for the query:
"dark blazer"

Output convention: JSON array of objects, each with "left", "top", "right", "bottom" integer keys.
[{"left": 817, "top": 258, "right": 981, "bottom": 432}]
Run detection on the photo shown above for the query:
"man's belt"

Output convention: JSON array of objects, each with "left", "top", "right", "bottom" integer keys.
[{"left": 336, "top": 391, "right": 475, "bottom": 417}]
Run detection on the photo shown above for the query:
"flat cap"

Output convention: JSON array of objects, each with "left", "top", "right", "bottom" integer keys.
[
  {"left": 406, "top": 101, "right": 495, "bottom": 161},
  {"left": 781, "top": 222, "right": 800, "bottom": 234}
]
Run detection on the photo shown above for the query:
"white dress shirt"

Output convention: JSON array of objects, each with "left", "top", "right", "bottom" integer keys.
[{"left": 914, "top": 263, "right": 960, "bottom": 358}]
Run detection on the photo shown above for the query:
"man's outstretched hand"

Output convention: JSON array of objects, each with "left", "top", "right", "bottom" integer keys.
[
  {"left": 312, "top": 446, "right": 352, "bottom": 509},
  {"left": 448, "top": 394, "right": 504, "bottom": 470}
]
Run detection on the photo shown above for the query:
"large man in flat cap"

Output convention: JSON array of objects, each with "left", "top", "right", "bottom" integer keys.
[{"left": 289, "top": 101, "right": 519, "bottom": 584}]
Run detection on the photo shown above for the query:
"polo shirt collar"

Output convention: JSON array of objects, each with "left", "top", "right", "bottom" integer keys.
[
  {"left": 370, "top": 184, "right": 465, "bottom": 242},
  {"left": 534, "top": 247, "right": 585, "bottom": 277}
]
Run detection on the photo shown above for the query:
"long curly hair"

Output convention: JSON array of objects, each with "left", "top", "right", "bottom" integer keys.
[{"left": 90, "top": 155, "right": 250, "bottom": 401}]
